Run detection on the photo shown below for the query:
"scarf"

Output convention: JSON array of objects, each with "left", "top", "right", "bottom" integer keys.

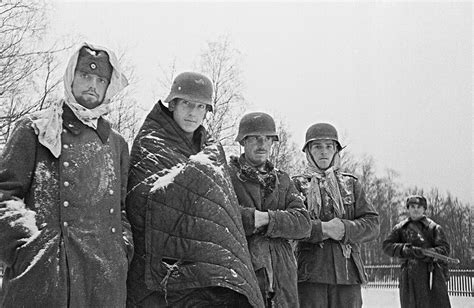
[
  {"left": 234, "top": 155, "right": 277, "bottom": 198},
  {"left": 29, "top": 42, "right": 129, "bottom": 158},
  {"left": 303, "top": 151, "right": 345, "bottom": 219}
]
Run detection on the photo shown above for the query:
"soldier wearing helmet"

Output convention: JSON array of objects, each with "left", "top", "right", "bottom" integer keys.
[
  {"left": 383, "top": 195, "right": 451, "bottom": 308},
  {"left": 126, "top": 73, "right": 263, "bottom": 307},
  {"left": 293, "top": 123, "right": 379, "bottom": 308},
  {"left": 229, "top": 112, "right": 311, "bottom": 307}
]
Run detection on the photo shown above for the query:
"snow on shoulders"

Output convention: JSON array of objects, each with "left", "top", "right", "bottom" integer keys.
[
  {"left": 189, "top": 144, "right": 225, "bottom": 176},
  {"left": 150, "top": 163, "right": 185, "bottom": 192}
]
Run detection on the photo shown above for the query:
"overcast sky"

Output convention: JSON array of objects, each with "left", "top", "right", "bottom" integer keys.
[{"left": 46, "top": 1, "right": 472, "bottom": 204}]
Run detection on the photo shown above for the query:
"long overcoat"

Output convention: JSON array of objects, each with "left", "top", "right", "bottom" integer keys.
[
  {"left": 0, "top": 106, "right": 133, "bottom": 307},
  {"left": 383, "top": 216, "right": 451, "bottom": 308}
]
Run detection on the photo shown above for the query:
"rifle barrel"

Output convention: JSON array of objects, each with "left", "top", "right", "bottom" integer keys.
[{"left": 421, "top": 249, "right": 460, "bottom": 264}]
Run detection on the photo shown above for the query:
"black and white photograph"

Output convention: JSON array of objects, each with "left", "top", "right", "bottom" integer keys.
[{"left": 0, "top": 1, "right": 472, "bottom": 307}]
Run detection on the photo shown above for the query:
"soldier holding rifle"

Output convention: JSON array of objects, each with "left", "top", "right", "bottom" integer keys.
[{"left": 383, "top": 195, "right": 453, "bottom": 308}]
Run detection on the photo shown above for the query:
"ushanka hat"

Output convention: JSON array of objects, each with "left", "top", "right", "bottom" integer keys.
[
  {"left": 75, "top": 46, "right": 113, "bottom": 81},
  {"left": 406, "top": 195, "right": 427, "bottom": 209}
]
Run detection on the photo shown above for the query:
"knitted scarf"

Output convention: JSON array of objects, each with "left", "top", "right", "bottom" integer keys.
[
  {"left": 303, "top": 151, "right": 345, "bottom": 219},
  {"left": 234, "top": 155, "right": 277, "bottom": 198}
]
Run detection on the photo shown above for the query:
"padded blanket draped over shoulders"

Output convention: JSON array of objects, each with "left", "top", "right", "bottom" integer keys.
[{"left": 126, "top": 102, "right": 263, "bottom": 307}]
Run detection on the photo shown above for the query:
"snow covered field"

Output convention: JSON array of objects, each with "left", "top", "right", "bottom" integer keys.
[{"left": 362, "top": 288, "right": 473, "bottom": 308}]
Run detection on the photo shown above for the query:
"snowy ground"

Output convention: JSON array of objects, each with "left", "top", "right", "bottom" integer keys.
[{"left": 362, "top": 288, "right": 473, "bottom": 308}]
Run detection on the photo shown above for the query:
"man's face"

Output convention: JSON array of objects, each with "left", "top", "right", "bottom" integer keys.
[
  {"left": 72, "top": 70, "right": 109, "bottom": 109},
  {"left": 308, "top": 139, "right": 337, "bottom": 170},
  {"left": 243, "top": 135, "right": 274, "bottom": 167},
  {"left": 170, "top": 99, "right": 207, "bottom": 133},
  {"left": 408, "top": 203, "right": 426, "bottom": 220}
]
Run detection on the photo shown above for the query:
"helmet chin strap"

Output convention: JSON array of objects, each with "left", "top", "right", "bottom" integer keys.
[{"left": 308, "top": 149, "right": 337, "bottom": 171}]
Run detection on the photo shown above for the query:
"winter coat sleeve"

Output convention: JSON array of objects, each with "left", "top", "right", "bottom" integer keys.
[
  {"left": 340, "top": 179, "right": 380, "bottom": 245},
  {"left": 382, "top": 224, "right": 405, "bottom": 258},
  {"left": 430, "top": 224, "right": 450, "bottom": 256},
  {"left": 240, "top": 207, "right": 257, "bottom": 236},
  {"left": 265, "top": 173, "right": 311, "bottom": 240},
  {"left": 0, "top": 119, "right": 39, "bottom": 266},
  {"left": 119, "top": 138, "right": 134, "bottom": 264}
]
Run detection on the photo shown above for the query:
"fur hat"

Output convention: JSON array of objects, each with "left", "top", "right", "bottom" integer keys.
[
  {"left": 75, "top": 46, "right": 113, "bottom": 81},
  {"left": 406, "top": 195, "right": 427, "bottom": 209}
]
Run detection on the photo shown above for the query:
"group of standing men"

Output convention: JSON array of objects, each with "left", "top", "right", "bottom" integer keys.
[{"left": 0, "top": 43, "right": 452, "bottom": 308}]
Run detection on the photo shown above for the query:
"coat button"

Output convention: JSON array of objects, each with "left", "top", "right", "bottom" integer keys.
[
  {"left": 109, "top": 208, "right": 114, "bottom": 214},
  {"left": 109, "top": 189, "right": 114, "bottom": 195},
  {"left": 64, "top": 181, "right": 70, "bottom": 187},
  {"left": 63, "top": 221, "right": 68, "bottom": 227},
  {"left": 111, "top": 227, "right": 116, "bottom": 233},
  {"left": 63, "top": 144, "right": 69, "bottom": 149},
  {"left": 63, "top": 162, "right": 69, "bottom": 167},
  {"left": 63, "top": 201, "right": 69, "bottom": 207}
]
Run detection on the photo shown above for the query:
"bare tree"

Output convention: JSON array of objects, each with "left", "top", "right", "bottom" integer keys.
[
  {"left": 270, "top": 119, "right": 305, "bottom": 175},
  {"left": 198, "top": 36, "right": 246, "bottom": 145},
  {"left": 0, "top": 0, "right": 70, "bottom": 146},
  {"left": 106, "top": 51, "right": 146, "bottom": 145}
]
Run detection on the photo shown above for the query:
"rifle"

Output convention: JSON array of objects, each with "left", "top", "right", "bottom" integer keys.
[{"left": 419, "top": 248, "right": 460, "bottom": 264}]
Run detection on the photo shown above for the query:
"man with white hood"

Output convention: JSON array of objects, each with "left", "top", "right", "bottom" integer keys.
[{"left": 0, "top": 43, "right": 133, "bottom": 307}]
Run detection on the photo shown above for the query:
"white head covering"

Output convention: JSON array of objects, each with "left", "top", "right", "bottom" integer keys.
[
  {"left": 30, "top": 42, "right": 129, "bottom": 158},
  {"left": 304, "top": 150, "right": 346, "bottom": 219}
]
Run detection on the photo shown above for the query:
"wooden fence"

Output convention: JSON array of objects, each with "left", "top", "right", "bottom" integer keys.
[
  {"left": 1, "top": 263, "right": 472, "bottom": 297},
  {"left": 365, "top": 264, "right": 474, "bottom": 297}
]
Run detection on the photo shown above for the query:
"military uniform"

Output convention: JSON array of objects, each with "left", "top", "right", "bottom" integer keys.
[
  {"left": 294, "top": 122, "right": 379, "bottom": 308},
  {"left": 383, "top": 216, "right": 451, "bottom": 308},
  {"left": 293, "top": 172, "right": 379, "bottom": 308}
]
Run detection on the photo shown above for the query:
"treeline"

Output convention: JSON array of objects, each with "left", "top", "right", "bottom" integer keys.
[
  {"left": 339, "top": 154, "right": 472, "bottom": 267},
  {"left": 1, "top": 0, "right": 471, "bottom": 268}
]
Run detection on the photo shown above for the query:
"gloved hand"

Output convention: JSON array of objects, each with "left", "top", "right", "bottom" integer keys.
[{"left": 402, "top": 244, "right": 425, "bottom": 259}]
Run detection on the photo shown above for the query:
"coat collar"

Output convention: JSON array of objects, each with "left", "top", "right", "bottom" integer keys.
[
  {"left": 147, "top": 100, "right": 208, "bottom": 152},
  {"left": 62, "top": 104, "right": 111, "bottom": 143}
]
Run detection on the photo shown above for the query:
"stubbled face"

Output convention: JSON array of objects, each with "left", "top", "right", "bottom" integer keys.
[
  {"left": 72, "top": 71, "right": 109, "bottom": 109},
  {"left": 243, "top": 135, "right": 274, "bottom": 167},
  {"left": 408, "top": 204, "right": 426, "bottom": 221},
  {"left": 308, "top": 139, "right": 337, "bottom": 170},
  {"left": 170, "top": 98, "right": 207, "bottom": 133}
]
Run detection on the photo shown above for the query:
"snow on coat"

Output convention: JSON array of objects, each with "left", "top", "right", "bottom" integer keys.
[
  {"left": 228, "top": 156, "right": 312, "bottom": 308},
  {"left": 0, "top": 109, "right": 133, "bottom": 307},
  {"left": 293, "top": 173, "right": 379, "bottom": 285},
  {"left": 0, "top": 42, "right": 132, "bottom": 307},
  {"left": 126, "top": 101, "right": 264, "bottom": 308}
]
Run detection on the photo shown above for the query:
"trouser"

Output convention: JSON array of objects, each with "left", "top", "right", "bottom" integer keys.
[
  {"left": 298, "top": 282, "right": 362, "bottom": 308},
  {"left": 127, "top": 286, "right": 251, "bottom": 308}
]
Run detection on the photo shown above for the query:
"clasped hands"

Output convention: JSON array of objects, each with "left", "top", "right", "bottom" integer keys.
[{"left": 322, "top": 218, "right": 345, "bottom": 241}]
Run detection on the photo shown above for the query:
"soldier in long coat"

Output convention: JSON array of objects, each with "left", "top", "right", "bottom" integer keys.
[
  {"left": 383, "top": 195, "right": 451, "bottom": 308},
  {"left": 0, "top": 42, "right": 133, "bottom": 307}
]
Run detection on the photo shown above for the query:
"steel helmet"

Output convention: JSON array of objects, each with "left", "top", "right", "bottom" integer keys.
[
  {"left": 406, "top": 195, "right": 427, "bottom": 210},
  {"left": 302, "top": 123, "right": 342, "bottom": 152},
  {"left": 235, "top": 112, "right": 279, "bottom": 144},
  {"left": 164, "top": 72, "right": 214, "bottom": 111}
]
